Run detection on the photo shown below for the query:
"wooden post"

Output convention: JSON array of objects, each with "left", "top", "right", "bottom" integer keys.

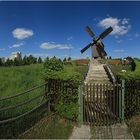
[
  {"left": 119, "top": 83, "right": 122, "bottom": 122},
  {"left": 121, "top": 79, "right": 125, "bottom": 124},
  {"left": 78, "top": 85, "right": 83, "bottom": 127},
  {"left": 47, "top": 80, "right": 51, "bottom": 113}
]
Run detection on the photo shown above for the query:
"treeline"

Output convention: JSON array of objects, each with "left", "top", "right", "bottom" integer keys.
[
  {"left": 0, "top": 55, "right": 43, "bottom": 66},
  {"left": 0, "top": 55, "right": 72, "bottom": 67}
]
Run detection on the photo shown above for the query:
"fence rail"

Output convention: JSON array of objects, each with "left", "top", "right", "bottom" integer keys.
[
  {"left": 0, "top": 82, "right": 48, "bottom": 101},
  {"left": 0, "top": 101, "right": 47, "bottom": 124},
  {"left": 0, "top": 82, "right": 48, "bottom": 124}
]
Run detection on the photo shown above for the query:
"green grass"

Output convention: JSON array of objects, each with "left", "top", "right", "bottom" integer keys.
[
  {"left": 19, "top": 114, "right": 73, "bottom": 139},
  {"left": 0, "top": 104, "right": 48, "bottom": 139},
  {"left": 0, "top": 64, "right": 87, "bottom": 119},
  {"left": 117, "top": 60, "right": 140, "bottom": 79},
  {"left": 0, "top": 64, "right": 44, "bottom": 119},
  {"left": 0, "top": 64, "right": 87, "bottom": 138},
  {"left": 107, "top": 60, "right": 140, "bottom": 79},
  {"left": 109, "top": 64, "right": 131, "bottom": 77},
  {"left": 0, "top": 64, "right": 44, "bottom": 97}
]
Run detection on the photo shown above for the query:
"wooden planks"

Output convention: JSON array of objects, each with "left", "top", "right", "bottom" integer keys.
[{"left": 83, "top": 82, "right": 120, "bottom": 126}]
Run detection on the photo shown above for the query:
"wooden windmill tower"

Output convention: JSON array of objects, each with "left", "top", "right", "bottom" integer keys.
[{"left": 81, "top": 26, "right": 113, "bottom": 59}]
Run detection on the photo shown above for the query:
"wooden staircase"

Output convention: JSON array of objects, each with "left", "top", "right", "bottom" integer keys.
[
  {"left": 83, "top": 60, "right": 117, "bottom": 125},
  {"left": 84, "top": 60, "right": 111, "bottom": 84}
]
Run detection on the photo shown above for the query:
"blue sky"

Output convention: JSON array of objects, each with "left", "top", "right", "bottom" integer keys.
[{"left": 0, "top": 1, "right": 140, "bottom": 59}]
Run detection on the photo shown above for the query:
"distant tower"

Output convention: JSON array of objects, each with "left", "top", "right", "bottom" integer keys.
[{"left": 10, "top": 52, "right": 22, "bottom": 60}]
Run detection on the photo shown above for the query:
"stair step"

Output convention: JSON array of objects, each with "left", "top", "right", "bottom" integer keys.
[
  {"left": 86, "top": 75, "right": 108, "bottom": 78},
  {"left": 84, "top": 60, "right": 111, "bottom": 85}
]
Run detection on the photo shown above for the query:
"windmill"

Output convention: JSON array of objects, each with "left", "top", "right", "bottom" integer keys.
[{"left": 81, "top": 26, "right": 113, "bottom": 59}]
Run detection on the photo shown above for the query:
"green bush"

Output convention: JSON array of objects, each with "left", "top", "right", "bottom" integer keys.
[
  {"left": 44, "top": 57, "right": 64, "bottom": 72},
  {"left": 43, "top": 57, "right": 64, "bottom": 80},
  {"left": 131, "top": 60, "right": 136, "bottom": 71},
  {"left": 43, "top": 57, "right": 81, "bottom": 120}
]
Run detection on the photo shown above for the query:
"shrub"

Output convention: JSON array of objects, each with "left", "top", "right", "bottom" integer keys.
[
  {"left": 43, "top": 58, "right": 81, "bottom": 120},
  {"left": 131, "top": 60, "right": 136, "bottom": 71},
  {"left": 43, "top": 57, "right": 64, "bottom": 79}
]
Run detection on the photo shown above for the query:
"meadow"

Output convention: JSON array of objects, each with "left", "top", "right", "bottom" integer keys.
[
  {"left": 0, "top": 62, "right": 88, "bottom": 138},
  {"left": 0, "top": 64, "right": 44, "bottom": 97},
  {"left": 0, "top": 63, "right": 88, "bottom": 119}
]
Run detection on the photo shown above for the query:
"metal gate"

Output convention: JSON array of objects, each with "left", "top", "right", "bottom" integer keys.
[{"left": 78, "top": 81, "right": 125, "bottom": 126}]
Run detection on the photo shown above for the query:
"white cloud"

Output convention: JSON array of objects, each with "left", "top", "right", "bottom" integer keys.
[
  {"left": 12, "top": 28, "right": 34, "bottom": 40},
  {"left": 122, "top": 18, "right": 129, "bottom": 25},
  {"left": 99, "top": 17, "right": 131, "bottom": 35},
  {"left": 67, "top": 36, "right": 73, "bottom": 41},
  {"left": 116, "top": 40, "right": 123, "bottom": 43},
  {"left": 40, "top": 42, "right": 73, "bottom": 50},
  {"left": 114, "top": 49, "right": 124, "bottom": 53},
  {"left": 0, "top": 48, "right": 5, "bottom": 51},
  {"left": 9, "top": 42, "right": 24, "bottom": 48}
]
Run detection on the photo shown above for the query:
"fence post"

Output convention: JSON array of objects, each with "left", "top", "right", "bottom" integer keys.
[
  {"left": 121, "top": 79, "right": 125, "bottom": 124},
  {"left": 47, "top": 80, "right": 51, "bottom": 113},
  {"left": 119, "top": 83, "right": 122, "bottom": 122},
  {"left": 78, "top": 85, "right": 83, "bottom": 127}
]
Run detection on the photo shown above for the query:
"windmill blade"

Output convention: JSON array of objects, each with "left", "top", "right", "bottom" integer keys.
[
  {"left": 85, "top": 26, "right": 95, "bottom": 38},
  {"left": 81, "top": 43, "right": 93, "bottom": 53},
  {"left": 103, "top": 50, "right": 107, "bottom": 56},
  {"left": 99, "top": 26, "right": 113, "bottom": 39}
]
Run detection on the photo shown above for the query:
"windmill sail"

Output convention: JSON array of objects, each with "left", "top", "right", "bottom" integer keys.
[
  {"left": 81, "top": 25, "right": 113, "bottom": 59},
  {"left": 85, "top": 26, "right": 95, "bottom": 37}
]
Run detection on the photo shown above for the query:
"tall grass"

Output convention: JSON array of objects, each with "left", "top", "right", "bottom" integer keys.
[
  {"left": 0, "top": 64, "right": 44, "bottom": 97},
  {"left": 0, "top": 64, "right": 87, "bottom": 138},
  {"left": 0, "top": 64, "right": 45, "bottom": 119},
  {"left": 0, "top": 64, "right": 88, "bottom": 119}
]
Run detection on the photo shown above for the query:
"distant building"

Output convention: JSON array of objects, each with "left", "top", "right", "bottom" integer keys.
[
  {"left": 1, "top": 57, "right": 6, "bottom": 63},
  {"left": 10, "top": 52, "right": 22, "bottom": 61}
]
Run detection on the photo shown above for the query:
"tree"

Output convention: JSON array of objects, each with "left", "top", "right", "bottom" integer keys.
[
  {"left": 131, "top": 60, "right": 136, "bottom": 71},
  {"left": 63, "top": 57, "right": 67, "bottom": 62},
  {"left": 0, "top": 58, "right": 3, "bottom": 66},
  {"left": 5, "top": 58, "right": 12, "bottom": 66},
  {"left": 13, "top": 58, "right": 19, "bottom": 66},
  {"left": 22, "top": 56, "right": 28, "bottom": 65},
  {"left": 43, "top": 57, "right": 64, "bottom": 79},
  {"left": 38, "top": 57, "right": 42, "bottom": 63},
  {"left": 27, "top": 55, "right": 34, "bottom": 64},
  {"left": 46, "top": 56, "right": 49, "bottom": 60},
  {"left": 32, "top": 57, "right": 37, "bottom": 64},
  {"left": 109, "top": 56, "right": 112, "bottom": 59},
  {"left": 68, "top": 57, "right": 71, "bottom": 61}
]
